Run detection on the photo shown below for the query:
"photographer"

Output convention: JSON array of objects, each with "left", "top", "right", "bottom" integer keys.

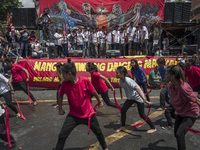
[{"left": 37, "top": 8, "right": 51, "bottom": 42}]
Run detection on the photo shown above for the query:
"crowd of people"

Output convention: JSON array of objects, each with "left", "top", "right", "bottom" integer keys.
[
  {"left": 0, "top": 54, "right": 200, "bottom": 150},
  {"left": 53, "top": 22, "right": 161, "bottom": 58}
]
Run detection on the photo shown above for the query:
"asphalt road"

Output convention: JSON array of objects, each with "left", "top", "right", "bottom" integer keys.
[{"left": 0, "top": 88, "right": 200, "bottom": 150}]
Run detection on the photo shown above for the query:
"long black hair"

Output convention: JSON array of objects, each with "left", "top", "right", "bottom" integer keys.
[
  {"left": 117, "top": 66, "right": 131, "bottom": 78},
  {"left": 86, "top": 62, "right": 98, "bottom": 73},
  {"left": 62, "top": 58, "right": 77, "bottom": 76},
  {"left": 131, "top": 59, "right": 139, "bottom": 70}
]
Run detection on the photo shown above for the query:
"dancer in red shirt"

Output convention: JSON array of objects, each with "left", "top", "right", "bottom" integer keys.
[
  {"left": 56, "top": 60, "right": 108, "bottom": 150},
  {"left": 165, "top": 65, "right": 199, "bottom": 150},
  {"left": 86, "top": 62, "right": 119, "bottom": 109},
  {"left": 5, "top": 58, "right": 37, "bottom": 105}
]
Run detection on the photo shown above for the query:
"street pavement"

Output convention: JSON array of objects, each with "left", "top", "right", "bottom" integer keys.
[{"left": 0, "top": 88, "right": 200, "bottom": 150}]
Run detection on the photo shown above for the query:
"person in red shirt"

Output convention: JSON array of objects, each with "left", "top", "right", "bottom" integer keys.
[
  {"left": 184, "top": 58, "right": 200, "bottom": 93},
  {"left": 56, "top": 60, "right": 108, "bottom": 150},
  {"left": 86, "top": 62, "right": 119, "bottom": 109},
  {"left": 165, "top": 65, "right": 199, "bottom": 150},
  {"left": 5, "top": 58, "right": 37, "bottom": 106}
]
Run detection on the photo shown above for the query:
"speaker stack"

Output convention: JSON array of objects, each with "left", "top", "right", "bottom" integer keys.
[
  {"left": 48, "top": 46, "right": 58, "bottom": 58},
  {"left": 12, "top": 8, "right": 36, "bottom": 29},
  {"left": 164, "top": 2, "right": 191, "bottom": 23}
]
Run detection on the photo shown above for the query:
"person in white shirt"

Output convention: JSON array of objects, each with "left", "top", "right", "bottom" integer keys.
[
  {"left": 31, "top": 39, "right": 43, "bottom": 58},
  {"left": 61, "top": 30, "right": 70, "bottom": 57},
  {"left": 90, "top": 27, "right": 98, "bottom": 58},
  {"left": 127, "top": 22, "right": 136, "bottom": 56},
  {"left": 77, "top": 28, "right": 85, "bottom": 51},
  {"left": 139, "top": 23, "right": 149, "bottom": 55},
  {"left": 119, "top": 27, "right": 126, "bottom": 56},
  {"left": 98, "top": 26, "right": 106, "bottom": 58},
  {"left": 133, "top": 26, "right": 140, "bottom": 55},
  {"left": 106, "top": 28, "right": 113, "bottom": 50},
  {"left": 83, "top": 27, "right": 90, "bottom": 57},
  {"left": 112, "top": 25, "right": 120, "bottom": 50},
  {"left": 0, "top": 73, "right": 20, "bottom": 117},
  {"left": 54, "top": 27, "right": 63, "bottom": 58}
]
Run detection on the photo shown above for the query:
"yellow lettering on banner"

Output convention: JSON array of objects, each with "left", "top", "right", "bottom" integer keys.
[
  {"left": 53, "top": 77, "right": 59, "bottom": 82},
  {"left": 33, "top": 77, "right": 42, "bottom": 81},
  {"left": 33, "top": 61, "right": 41, "bottom": 71},
  {"left": 166, "top": 60, "right": 169, "bottom": 65},
  {"left": 52, "top": 62, "right": 57, "bottom": 71},
  {"left": 175, "top": 61, "right": 178, "bottom": 65},
  {"left": 88, "top": 77, "right": 91, "bottom": 81},
  {"left": 41, "top": 62, "right": 46, "bottom": 71},
  {"left": 152, "top": 59, "right": 157, "bottom": 68},
  {"left": 110, "top": 77, "right": 120, "bottom": 83},
  {"left": 107, "top": 63, "right": 113, "bottom": 72},
  {"left": 119, "top": 62, "right": 128, "bottom": 68},
  {"left": 113, "top": 62, "right": 119, "bottom": 71},
  {"left": 138, "top": 61, "right": 143, "bottom": 68},
  {"left": 99, "top": 63, "right": 105, "bottom": 71},
  {"left": 42, "top": 77, "right": 52, "bottom": 82},
  {"left": 144, "top": 60, "right": 152, "bottom": 69},
  {"left": 78, "top": 63, "right": 86, "bottom": 71},
  {"left": 126, "top": 62, "right": 132, "bottom": 70},
  {"left": 169, "top": 60, "right": 175, "bottom": 66}
]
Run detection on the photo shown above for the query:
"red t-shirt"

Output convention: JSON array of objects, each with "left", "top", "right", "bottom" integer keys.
[
  {"left": 59, "top": 76, "right": 95, "bottom": 118},
  {"left": 184, "top": 66, "right": 200, "bottom": 89},
  {"left": 168, "top": 80, "right": 199, "bottom": 118},
  {"left": 11, "top": 64, "right": 24, "bottom": 83},
  {"left": 91, "top": 72, "right": 108, "bottom": 93}
]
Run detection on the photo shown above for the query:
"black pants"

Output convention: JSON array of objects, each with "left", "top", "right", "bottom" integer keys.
[
  {"left": 174, "top": 115, "right": 196, "bottom": 150},
  {"left": 165, "top": 104, "right": 176, "bottom": 126},
  {"left": 55, "top": 114, "right": 107, "bottom": 150},
  {"left": 0, "top": 114, "right": 16, "bottom": 145},
  {"left": 12, "top": 80, "right": 36, "bottom": 102},
  {"left": 160, "top": 87, "right": 169, "bottom": 109},
  {"left": 121, "top": 100, "right": 155, "bottom": 129},
  {"left": 56, "top": 84, "right": 61, "bottom": 105},
  {"left": 100, "top": 90, "right": 119, "bottom": 109},
  {"left": 0, "top": 91, "right": 18, "bottom": 114},
  {"left": 137, "top": 82, "right": 150, "bottom": 101}
]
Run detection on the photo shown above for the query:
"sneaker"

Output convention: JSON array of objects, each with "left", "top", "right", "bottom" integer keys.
[{"left": 157, "top": 107, "right": 164, "bottom": 111}]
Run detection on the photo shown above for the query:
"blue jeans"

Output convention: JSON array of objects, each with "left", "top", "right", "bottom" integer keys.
[
  {"left": 113, "top": 43, "right": 120, "bottom": 50},
  {"left": 9, "top": 51, "right": 20, "bottom": 57},
  {"left": 83, "top": 42, "right": 90, "bottom": 57},
  {"left": 20, "top": 41, "right": 29, "bottom": 57},
  {"left": 62, "top": 43, "right": 68, "bottom": 57},
  {"left": 32, "top": 51, "right": 43, "bottom": 58}
]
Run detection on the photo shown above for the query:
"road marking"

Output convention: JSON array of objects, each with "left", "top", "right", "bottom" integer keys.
[
  {"left": 84, "top": 110, "right": 165, "bottom": 150},
  {"left": 1, "top": 96, "right": 159, "bottom": 103}
]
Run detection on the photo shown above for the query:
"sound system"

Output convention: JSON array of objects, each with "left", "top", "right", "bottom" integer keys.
[
  {"left": 106, "top": 50, "right": 120, "bottom": 58},
  {"left": 182, "top": 44, "right": 198, "bottom": 55},
  {"left": 164, "top": 2, "right": 191, "bottom": 23},
  {"left": 68, "top": 50, "right": 83, "bottom": 57},
  {"left": 12, "top": 8, "right": 36, "bottom": 29},
  {"left": 48, "top": 46, "right": 58, "bottom": 58}
]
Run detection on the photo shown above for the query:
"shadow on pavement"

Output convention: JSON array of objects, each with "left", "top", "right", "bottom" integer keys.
[{"left": 140, "top": 139, "right": 176, "bottom": 150}]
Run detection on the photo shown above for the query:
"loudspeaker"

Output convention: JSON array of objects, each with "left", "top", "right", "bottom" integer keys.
[
  {"left": 174, "top": 3, "right": 183, "bottom": 23},
  {"left": 164, "top": 3, "right": 174, "bottom": 23},
  {"left": 106, "top": 50, "right": 120, "bottom": 57},
  {"left": 182, "top": 2, "right": 191, "bottom": 23},
  {"left": 164, "top": 2, "right": 191, "bottom": 23},
  {"left": 48, "top": 46, "right": 58, "bottom": 58},
  {"left": 68, "top": 50, "right": 83, "bottom": 57},
  {"left": 182, "top": 44, "right": 197, "bottom": 55},
  {"left": 12, "top": 8, "right": 36, "bottom": 28}
]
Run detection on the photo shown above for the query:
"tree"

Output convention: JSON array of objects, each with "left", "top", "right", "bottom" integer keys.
[{"left": 0, "top": 0, "right": 23, "bottom": 24}]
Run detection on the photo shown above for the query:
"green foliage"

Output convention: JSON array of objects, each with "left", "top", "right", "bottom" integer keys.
[{"left": 0, "top": 0, "right": 23, "bottom": 24}]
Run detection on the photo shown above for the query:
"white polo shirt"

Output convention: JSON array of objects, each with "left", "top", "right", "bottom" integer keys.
[{"left": 0, "top": 73, "right": 10, "bottom": 95}]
